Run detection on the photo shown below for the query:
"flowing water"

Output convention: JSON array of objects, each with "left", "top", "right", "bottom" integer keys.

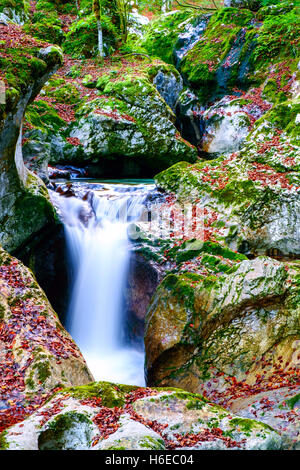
[{"left": 51, "top": 180, "right": 157, "bottom": 386}]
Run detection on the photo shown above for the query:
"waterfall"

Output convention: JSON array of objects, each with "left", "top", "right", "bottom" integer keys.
[{"left": 51, "top": 182, "right": 155, "bottom": 386}]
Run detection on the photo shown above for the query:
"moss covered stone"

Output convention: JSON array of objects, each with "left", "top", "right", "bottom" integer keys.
[
  {"left": 154, "top": 94, "right": 300, "bottom": 257},
  {"left": 0, "top": 24, "right": 64, "bottom": 251},
  {"left": 38, "top": 411, "right": 93, "bottom": 450},
  {"left": 144, "top": 256, "right": 299, "bottom": 423},
  {"left": 1, "top": 385, "right": 285, "bottom": 450}
]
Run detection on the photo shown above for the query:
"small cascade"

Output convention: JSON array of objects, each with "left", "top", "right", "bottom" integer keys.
[{"left": 51, "top": 181, "right": 156, "bottom": 386}]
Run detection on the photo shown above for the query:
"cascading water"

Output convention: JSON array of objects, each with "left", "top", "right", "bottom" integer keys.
[{"left": 51, "top": 181, "right": 156, "bottom": 386}]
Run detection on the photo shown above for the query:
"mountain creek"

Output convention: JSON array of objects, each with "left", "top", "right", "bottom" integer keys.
[{"left": 0, "top": 0, "right": 299, "bottom": 451}]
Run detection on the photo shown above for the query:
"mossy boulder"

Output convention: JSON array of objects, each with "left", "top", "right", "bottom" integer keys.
[
  {"left": 176, "top": 4, "right": 298, "bottom": 104},
  {"left": 224, "top": 0, "right": 263, "bottom": 10},
  {"left": 0, "top": 382, "right": 286, "bottom": 450},
  {"left": 154, "top": 95, "right": 300, "bottom": 258},
  {"left": 241, "top": 99, "right": 300, "bottom": 172},
  {"left": 144, "top": 255, "right": 299, "bottom": 442},
  {"left": 138, "top": 10, "right": 198, "bottom": 65},
  {"left": 0, "top": 246, "right": 93, "bottom": 432},
  {"left": 38, "top": 412, "right": 93, "bottom": 450},
  {"left": 0, "top": 24, "right": 64, "bottom": 252},
  {"left": 24, "top": 13, "right": 65, "bottom": 45},
  {"left": 36, "top": 59, "right": 197, "bottom": 176}
]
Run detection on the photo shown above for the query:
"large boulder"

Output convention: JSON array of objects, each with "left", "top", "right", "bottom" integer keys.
[
  {"left": 179, "top": 4, "right": 298, "bottom": 105},
  {"left": 155, "top": 97, "right": 300, "bottom": 257},
  {"left": 144, "top": 254, "right": 300, "bottom": 444},
  {"left": 138, "top": 10, "right": 199, "bottom": 65},
  {"left": 0, "top": 381, "right": 286, "bottom": 450},
  {"left": 0, "top": 23, "right": 63, "bottom": 253},
  {"left": 23, "top": 59, "right": 197, "bottom": 177},
  {"left": 0, "top": 246, "right": 93, "bottom": 433}
]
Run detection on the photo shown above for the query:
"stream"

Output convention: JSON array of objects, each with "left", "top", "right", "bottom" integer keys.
[{"left": 51, "top": 179, "right": 158, "bottom": 386}]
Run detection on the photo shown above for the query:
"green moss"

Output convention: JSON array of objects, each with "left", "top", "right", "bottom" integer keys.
[
  {"left": 35, "top": 0, "right": 77, "bottom": 14},
  {"left": 0, "top": 0, "right": 29, "bottom": 14},
  {"left": 24, "top": 14, "right": 65, "bottom": 45},
  {"left": 38, "top": 411, "right": 93, "bottom": 450},
  {"left": 25, "top": 100, "right": 67, "bottom": 133},
  {"left": 229, "top": 417, "right": 275, "bottom": 433},
  {"left": 34, "top": 360, "right": 51, "bottom": 384},
  {"left": 167, "top": 240, "right": 248, "bottom": 265},
  {"left": 47, "top": 82, "right": 81, "bottom": 105},
  {"left": 284, "top": 393, "right": 300, "bottom": 409},
  {"left": 47, "top": 411, "right": 91, "bottom": 431},
  {"left": 139, "top": 436, "right": 165, "bottom": 450},
  {"left": 140, "top": 9, "right": 195, "bottom": 65},
  {"left": 107, "top": 445, "right": 127, "bottom": 450},
  {"left": 185, "top": 397, "right": 207, "bottom": 410},
  {"left": 63, "top": 13, "right": 118, "bottom": 58},
  {"left": 58, "top": 381, "right": 138, "bottom": 408},
  {"left": 0, "top": 303, "right": 5, "bottom": 319},
  {"left": 25, "top": 375, "right": 35, "bottom": 390},
  {"left": 252, "top": 7, "right": 300, "bottom": 68},
  {"left": 162, "top": 273, "right": 199, "bottom": 313},
  {"left": 0, "top": 430, "right": 9, "bottom": 450},
  {"left": 265, "top": 100, "right": 300, "bottom": 134}
]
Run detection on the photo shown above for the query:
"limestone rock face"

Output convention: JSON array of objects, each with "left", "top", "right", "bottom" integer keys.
[
  {"left": 23, "top": 61, "right": 197, "bottom": 177},
  {"left": 202, "top": 97, "right": 252, "bottom": 155},
  {"left": 0, "top": 24, "right": 63, "bottom": 252},
  {"left": 0, "top": 246, "right": 93, "bottom": 428},
  {"left": 0, "top": 382, "right": 286, "bottom": 450},
  {"left": 155, "top": 97, "right": 300, "bottom": 258},
  {"left": 144, "top": 255, "right": 300, "bottom": 442}
]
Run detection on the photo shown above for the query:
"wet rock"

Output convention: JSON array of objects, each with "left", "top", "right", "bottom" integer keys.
[
  {"left": 23, "top": 130, "right": 51, "bottom": 184},
  {"left": 61, "top": 64, "right": 197, "bottom": 175},
  {"left": 176, "top": 89, "right": 204, "bottom": 148},
  {"left": 174, "top": 15, "right": 210, "bottom": 66},
  {"left": 153, "top": 69, "right": 183, "bottom": 111}
]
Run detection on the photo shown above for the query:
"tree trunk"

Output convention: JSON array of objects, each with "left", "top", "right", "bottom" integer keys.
[
  {"left": 162, "top": 0, "right": 172, "bottom": 13},
  {"left": 97, "top": 19, "right": 104, "bottom": 57},
  {"left": 93, "top": 0, "right": 104, "bottom": 58}
]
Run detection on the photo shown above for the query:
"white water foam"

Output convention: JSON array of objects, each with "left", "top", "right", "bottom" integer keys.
[{"left": 52, "top": 182, "right": 155, "bottom": 386}]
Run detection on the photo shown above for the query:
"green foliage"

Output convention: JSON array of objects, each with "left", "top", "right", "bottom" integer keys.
[
  {"left": 35, "top": 0, "right": 77, "bottom": 14},
  {"left": 0, "top": 0, "right": 29, "bottom": 12},
  {"left": 63, "top": 13, "right": 119, "bottom": 58},
  {"left": 24, "top": 15, "right": 64, "bottom": 45},
  {"left": 252, "top": 7, "right": 300, "bottom": 65}
]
